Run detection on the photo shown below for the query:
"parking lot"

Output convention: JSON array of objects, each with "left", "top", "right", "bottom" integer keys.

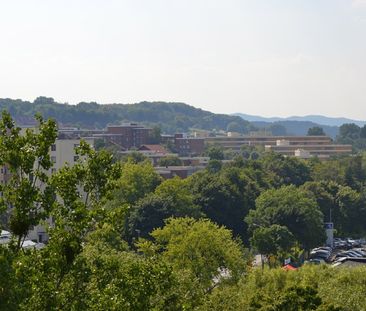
[{"left": 307, "top": 238, "right": 366, "bottom": 266}]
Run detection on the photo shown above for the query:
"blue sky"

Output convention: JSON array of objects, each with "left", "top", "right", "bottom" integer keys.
[{"left": 1, "top": 0, "right": 366, "bottom": 118}]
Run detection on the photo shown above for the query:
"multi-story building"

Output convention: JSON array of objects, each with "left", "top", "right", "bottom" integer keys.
[
  {"left": 64, "top": 123, "right": 153, "bottom": 150},
  {"left": 265, "top": 141, "right": 352, "bottom": 158},
  {"left": 174, "top": 134, "right": 205, "bottom": 156},
  {"left": 104, "top": 123, "right": 152, "bottom": 149},
  {"left": 155, "top": 165, "right": 205, "bottom": 179},
  {"left": 205, "top": 135, "right": 333, "bottom": 150},
  {"left": 0, "top": 127, "right": 95, "bottom": 243},
  {"left": 0, "top": 165, "right": 11, "bottom": 185},
  {"left": 50, "top": 137, "right": 94, "bottom": 171},
  {"left": 27, "top": 137, "right": 94, "bottom": 243},
  {"left": 205, "top": 135, "right": 352, "bottom": 158}
]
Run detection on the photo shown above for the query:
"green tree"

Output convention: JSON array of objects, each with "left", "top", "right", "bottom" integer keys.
[
  {"left": 158, "top": 155, "right": 182, "bottom": 167},
  {"left": 206, "top": 159, "right": 222, "bottom": 173},
  {"left": 310, "top": 159, "right": 346, "bottom": 184},
  {"left": 0, "top": 135, "right": 124, "bottom": 310},
  {"left": 0, "top": 111, "right": 57, "bottom": 250},
  {"left": 148, "top": 125, "right": 162, "bottom": 144},
  {"left": 260, "top": 153, "right": 311, "bottom": 187},
  {"left": 0, "top": 246, "right": 19, "bottom": 310},
  {"left": 123, "top": 151, "right": 148, "bottom": 164},
  {"left": 154, "top": 177, "right": 199, "bottom": 215},
  {"left": 301, "top": 181, "right": 338, "bottom": 223},
  {"left": 250, "top": 224, "right": 295, "bottom": 264},
  {"left": 198, "top": 266, "right": 344, "bottom": 311},
  {"left": 78, "top": 235, "right": 180, "bottom": 311},
  {"left": 268, "top": 123, "right": 287, "bottom": 136},
  {"left": 246, "top": 185, "right": 325, "bottom": 250},
  {"left": 302, "top": 181, "right": 366, "bottom": 236},
  {"left": 108, "top": 160, "right": 161, "bottom": 207},
  {"left": 50, "top": 141, "right": 122, "bottom": 236},
  {"left": 272, "top": 285, "right": 323, "bottom": 311},
  {"left": 226, "top": 121, "right": 242, "bottom": 133},
  {"left": 17, "top": 141, "right": 124, "bottom": 309},
  {"left": 13, "top": 225, "right": 181, "bottom": 310},
  {"left": 206, "top": 145, "right": 224, "bottom": 160},
  {"left": 190, "top": 168, "right": 259, "bottom": 241},
  {"left": 339, "top": 123, "right": 360, "bottom": 140},
  {"left": 127, "top": 177, "right": 201, "bottom": 241},
  {"left": 141, "top": 217, "right": 247, "bottom": 292},
  {"left": 336, "top": 186, "right": 365, "bottom": 236},
  {"left": 343, "top": 155, "right": 366, "bottom": 190},
  {"left": 307, "top": 126, "right": 325, "bottom": 136},
  {"left": 360, "top": 124, "right": 366, "bottom": 139}
]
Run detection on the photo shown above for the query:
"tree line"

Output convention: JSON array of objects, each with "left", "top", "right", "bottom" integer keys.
[
  {"left": 0, "top": 97, "right": 253, "bottom": 134},
  {"left": 337, "top": 123, "right": 366, "bottom": 151}
]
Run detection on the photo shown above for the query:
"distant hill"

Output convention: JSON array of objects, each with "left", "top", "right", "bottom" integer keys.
[
  {"left": 0, "top": 97, "right": 254, "bottom": 134},
  {"left": 251, "top": 120, "right": 339, "bottom": 138},
  {"left": 234, "top": 113, "right": 366, "bottom": 127}
]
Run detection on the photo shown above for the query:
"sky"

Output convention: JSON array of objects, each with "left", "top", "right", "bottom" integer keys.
[{"left": 1, "top": 0, "right": 366, "bottom": 119}]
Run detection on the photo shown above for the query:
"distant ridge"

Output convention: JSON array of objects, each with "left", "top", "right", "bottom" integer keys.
[
  {"left": 0, "top": 97, "right": 254, "bottom": 134},
  {"left": 233, "top": 113, "right": 366, "bottom": 127}
]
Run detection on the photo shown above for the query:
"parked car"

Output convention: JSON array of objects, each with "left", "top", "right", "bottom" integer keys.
[
  {"left": 347, "top": 250, "right": 365, "bottom": 257},
  {"left": 346, "top": 238, "right": 361, "bottom": 248},
  {"left": 306, "top": 258, "right": 326, "bottom": 265},
  {"left": 312, "top": 246, "right": 332, "bottom": 252},
  {"left": 310, "top": 250, "right": 331, "bottom": 260},
  {"left": 335, "top": 251, "right": 360, "bottom": 258},
  {"left": 0, "top": 230, "right": 11, "bottom": 245},
  {"left": 351, "top": 248, "right": 366, "bottom": 257}
]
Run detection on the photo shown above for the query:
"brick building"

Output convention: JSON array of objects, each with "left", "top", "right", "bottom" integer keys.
[
  {"left": 105, "top": 123, "right": 152, "bottom": 149},
  {"left": 173, "top": 134, "right": 205, "bottom": 156}
]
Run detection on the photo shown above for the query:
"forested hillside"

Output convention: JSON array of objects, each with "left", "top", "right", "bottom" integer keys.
[
  {"left": 245, "top": 120, "right": 339, "bottom": 138},
  {"left": 234, "top": 112, "right": 366, "bottom": 127},
  {"left": 0, "top": 97, "right": 253, "bottom": 133}
]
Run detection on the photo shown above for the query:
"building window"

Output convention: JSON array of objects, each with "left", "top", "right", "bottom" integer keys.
[
  {"left": 51, "top": 144, "right": 56, "bottom": 151},
  {"left": 74, "top": 155, "right": 79, "bottom": 162},
  {"left": 51, "top": 156, "right": 56, "bottom": 163},
  {"left": 51, "top": 168, "right": 57, "bottom": 174}
]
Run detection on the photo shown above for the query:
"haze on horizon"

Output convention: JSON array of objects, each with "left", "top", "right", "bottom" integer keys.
[{"left": 1, "top": 0, "right": 366, "bottom": 119}]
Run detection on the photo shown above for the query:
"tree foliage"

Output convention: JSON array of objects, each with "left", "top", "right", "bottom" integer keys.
[
  {"left": 0, "top": 111, "right": 57, "bottom": 249},
  {"left": 0, "top": 97, "right": 253, "bottom": 134},
  {"left": 246, "top": 185, "right": 325, "bottom": 250},
  {"left": 250, "top": 224, "right": 295, "bottom": 260},
  {"left": 127, "top": 177, "right": 201, "bottom": 241},
  {"left": 143, "top": 218, "right": 247, "bottom": 290},
  {"left": 108, "top": 160, "right": 161, "bottom": 207},
  {"left": 158, "top": 155, "right": 182, "bottom": 167},
  {"left": 307, "top": 126, "right": 325, "bottom": 136},
  {"left": 190, "top": 167, "right": 259, "bottom": 240},
  {"left": 206, "top": 145, "right": 225, "bottom": 160}
]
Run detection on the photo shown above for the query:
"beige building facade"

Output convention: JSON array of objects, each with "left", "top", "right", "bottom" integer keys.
[{"left": 28, "top": 137, "right": 94, "bottom": 243}]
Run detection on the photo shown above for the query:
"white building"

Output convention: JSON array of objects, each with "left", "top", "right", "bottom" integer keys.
[
  {"left": 27, "top": 137, "right": 94, "bottom": 243},
  {"left": 50, "top": 138, "right": 94, "bottom": 171},
  {"left": 294, "top": 149, "right": 311, "bottom": 159}
]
